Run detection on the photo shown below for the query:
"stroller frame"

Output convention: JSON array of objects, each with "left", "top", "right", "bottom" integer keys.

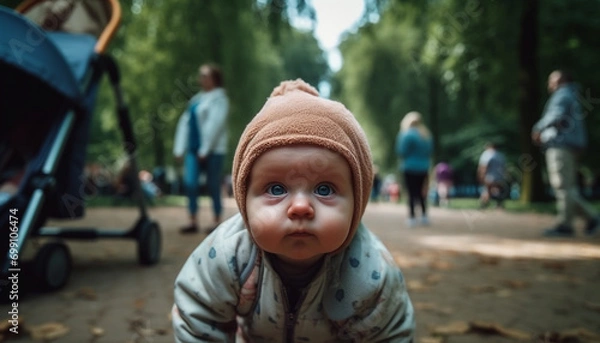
[{"left": 0, "top": 0, "right": 161, "bottom": 298}]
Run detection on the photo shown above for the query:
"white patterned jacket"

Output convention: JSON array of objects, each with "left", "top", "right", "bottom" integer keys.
[{"left": 172, "top": 213, "right": 415, "bottom": 342}]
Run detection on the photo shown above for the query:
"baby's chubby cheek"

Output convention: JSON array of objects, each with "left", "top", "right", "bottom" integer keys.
[{"left": 247, "top": 206, "right": 279, "bottom": 236}]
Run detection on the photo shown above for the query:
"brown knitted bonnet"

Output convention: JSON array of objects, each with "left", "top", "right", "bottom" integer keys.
[{"left": 232, "top": 79, "right": 373, "bottom": 253}]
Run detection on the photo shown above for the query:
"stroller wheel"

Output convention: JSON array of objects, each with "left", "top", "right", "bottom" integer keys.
[
  {"left": 138, "top": 221, "right": 161, "bottom": 266},
  {"left": 33, "top": 242, "right": 72, "bottom": 291}
]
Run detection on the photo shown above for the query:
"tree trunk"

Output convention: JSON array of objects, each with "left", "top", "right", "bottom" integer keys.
[
  {"left": 428, "top": 71, "right": 440, "bottom": 162},
  {"left": 517, "top": 0, "right": 546, "bottom": 203}
]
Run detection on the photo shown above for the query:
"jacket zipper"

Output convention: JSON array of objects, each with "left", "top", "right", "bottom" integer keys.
[
  {"left": 281, "top": 286, "right": 294, "bottom": 343},
  {"left": 281, "top": 286, "right": 308, "bottom": 343}
]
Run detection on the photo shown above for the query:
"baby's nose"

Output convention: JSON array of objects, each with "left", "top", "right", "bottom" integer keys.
[{"left": 287, "top": 193, "right": 315, "bottom": 219}]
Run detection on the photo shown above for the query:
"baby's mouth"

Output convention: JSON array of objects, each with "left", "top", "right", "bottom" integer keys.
[{"left": 288, "top": 229, "right": 312, "bottom": 237}]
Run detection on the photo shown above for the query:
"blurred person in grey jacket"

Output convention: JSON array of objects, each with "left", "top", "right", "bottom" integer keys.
[{"left": 532, "top": 69, "right": 599, "bottom": 237}]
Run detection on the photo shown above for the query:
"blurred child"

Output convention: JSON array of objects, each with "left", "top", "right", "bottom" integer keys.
[
  {"left": 434, "top": 162, "right": 453, "bottom": 207},
  {"left": 478, "top": 142, "right": 507, "bottom": 209}
]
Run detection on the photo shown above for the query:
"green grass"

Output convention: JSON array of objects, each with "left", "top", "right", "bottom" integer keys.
[
  {"left": 85, "top": 195, "right": 189, "bottom": 207},
  {"left": 445, "top": 198, "right": 600, "bottom": 214}
]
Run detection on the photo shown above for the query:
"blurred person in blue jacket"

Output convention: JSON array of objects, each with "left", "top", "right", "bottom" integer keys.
[{"left": 396, "top": 111, "right": 433, "bottom": 227}]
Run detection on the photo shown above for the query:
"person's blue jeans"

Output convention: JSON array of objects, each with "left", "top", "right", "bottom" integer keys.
[
  {"left": 183, "top": 152, "right": 224, "bottom": 219},
  {"left": 205, "top": 153, "right": 224, "bottom": 219},
  {"left": 183, "top": 151, "right": 201, "bottom": 216}
]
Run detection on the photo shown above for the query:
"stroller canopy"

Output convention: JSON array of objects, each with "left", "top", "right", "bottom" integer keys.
[{"left": 0, "top": 5, "right": 98, "bottom": 103}]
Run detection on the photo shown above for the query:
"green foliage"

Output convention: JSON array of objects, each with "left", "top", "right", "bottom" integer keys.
[
  {"left": 86, "top": 0, "right": 326, "bottom": 174},
  {"left": 279, "top": 29, "right": 329, "bottom": 87},
  {"left": 335, "top": 0, "right": 600, "bottom": 201},
  {"left": 3, "top": 0, "right": 600, "bottom": 203}
]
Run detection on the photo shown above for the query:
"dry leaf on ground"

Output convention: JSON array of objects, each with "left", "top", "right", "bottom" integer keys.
[
  {"left": 28, "top": 322, "right": 70, "bottom": 341},
  {"left": 584, "top": 301, "right": 600, "bottom": 313},
  {"left": 134, "top": 297, "right": 146, "bottom": 310},
  {"left": 431, "top": 320, "right": 531, "bottom": 341},
  {"left": 549, "top": 327, "right": 600, "bottom": 341},
  {"left": 430, "top": 260, "right": 453, "bottom": 271},
  {"left": 477, "top": 255, "right": 500, "bottom": 265},
  {"left": 467, "top": 285, "right": 496, "bottom": 294},
  {"left": 420, "top": 337, "right": 445, "bottom": 343},
  {"left": 470, "top": 321, "right": 531, "bottom": 341},
  {"left": 414, "top": 302, "right": 452, "bottom": 315},
  {"left": 537, "top": 328, "right": 600, "bottom": 342},
  {"left": 407, "top": 280, "right": 429, "bottom": 292},
  {"left": 0, "top": 316, "right": 24, "bottom": 333},
  {"left": 424, "top": 274, "right": 443, "bottom": 285},
  {"left": 154, "top": 328, "right": 169, "bottom": 335},
  {"left": 495, "top": 289, "right": 513, "bottom": 298},
  {"left": 503, "top": 279, "right": 529, "bottom": 289},
  {"left": 394, "top": 254, "right": 419, "bottom": 268},
  {"left": 90, "top": 326, "right": 104, "bottom": 337},
  {"left": 432, "top": 321, "right": 470, "bottom": 335},
  {"left": 542, "top": 261, "right": 567, "bottom": 271},
  {"left": 76, "top": 287, "right": 97, "bottom": 301}
]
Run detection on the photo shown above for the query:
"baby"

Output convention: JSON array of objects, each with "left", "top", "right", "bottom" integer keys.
[{"left": 172, "top": 79, "right": 415, "bottom": 342}]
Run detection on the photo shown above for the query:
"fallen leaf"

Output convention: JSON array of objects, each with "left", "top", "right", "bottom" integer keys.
[
  {"left": 542, "top": 261, "right": 566, "bottom": 271},
  {"left": 432, "top": 321, "right": 470, "bottom": 336},
  {"left": 420, "top": 337, "right": 445, "bottom": 343},
  {"left": 0, "top": 321, "right": 10, "bottom": 333},
  {"left": 503, "top": 280, "right": 529, "bottom": 289},
  {"left": 584, "top": 301, "right": 600, "bottom": 313},
  {"left": 467, "top": 285, "right": 496, "bottom": 294},
  {"left": 134, "top": 298, "right": 146, "bottom": 310},
  {"left": 0, "top": 316, "right": 24, "bottom": 333},
  {"left": 76, "top": 287, "right": 97, "bottom": 301},
  {"left": 495, "top": 289, "right": 512, "bottom": 298},
  {"left": 477, "top": 255, "right": 500, "bottom": 265},
  {"left": 424, "top": 274, "right": 443, "bottom": 286},
  {"left": 567, "top": 277, "right": 584, "bottom": 286},
  {"left": 407, "top": 280, "right": 429, "bottom": 292},
  {"left": 470, "top": 321, "right": 531, "bottom": 341},
  {"left": 414, "top": 302, "right": 452, "bottom": 315},
  {"left": 559, "top": 327, "right": 600, "bottom": 340},
  {"left": 430, "top": 260, "right": 453, "bottom": 271},
  {"left": 537, "top": 328, "right": 600, "bottom": 342},
  {"left": 128, "top": 317, "right": 146, "bottom": 331},
  {"left": 90, "top": 326, "right": 104, "bottom": 337},
  {"left": 154, "top": 328, "right": 169, "bottom": 335},
  {"left": 137, "top": 328, "right": 155, "bottom": 337},
  {"left": 28, "top": 322, "right": 70, "bottom": 341}
]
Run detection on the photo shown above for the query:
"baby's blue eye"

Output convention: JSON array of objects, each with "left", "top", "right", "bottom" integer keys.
[
  {"left": 315, "top": 184, "right": 334, "bottom": 196},
  {"left": 267, "top": 184, "right": 286, "bottom": 196}
]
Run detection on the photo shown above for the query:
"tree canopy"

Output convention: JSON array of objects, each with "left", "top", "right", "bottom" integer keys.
[{"left": 1, "top": 0, "right": 599, "bottom": 201}]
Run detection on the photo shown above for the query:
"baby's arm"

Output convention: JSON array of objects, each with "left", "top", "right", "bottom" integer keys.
[
  {"left": 366, "top": 267, "right": 415, "bottom": 342},
  {"left": 331, "top": 228, "right": 415, "bottom": 342},
  {"left": 172, "top": 234, "right": 240, "bottom": 342},
  {"left": 340, "top": 265, "right": 415, "bottom": 342}
]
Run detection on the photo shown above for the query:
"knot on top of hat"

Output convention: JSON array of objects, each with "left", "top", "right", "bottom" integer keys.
[{"left": 270, "top": 79, "right": 319, "bottom": 97}]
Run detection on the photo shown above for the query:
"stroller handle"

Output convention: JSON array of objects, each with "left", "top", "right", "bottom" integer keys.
[{"left": 16, "top": 0, "right": 122, "bottom": 54}]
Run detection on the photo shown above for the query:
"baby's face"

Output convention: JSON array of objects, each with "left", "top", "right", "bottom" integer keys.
[{"left": 246, "top": 146, "right": 354, "bottom": 266}]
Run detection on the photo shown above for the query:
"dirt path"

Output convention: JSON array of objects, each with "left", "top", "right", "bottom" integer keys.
[{"left": 2, "top": 199, "right": 600, "bottom": 342}]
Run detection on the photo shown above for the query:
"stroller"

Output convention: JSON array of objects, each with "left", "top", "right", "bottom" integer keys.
[{"left": 0, "top": 0, "right": 161, "bottom": 299}]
